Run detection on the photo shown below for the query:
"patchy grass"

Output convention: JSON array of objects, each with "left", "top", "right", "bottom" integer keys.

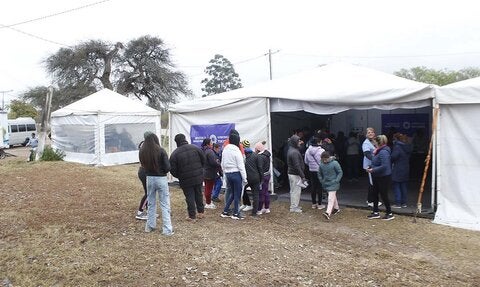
[{"left": 1, "top": 155, "right": 479, "bottom": 286}]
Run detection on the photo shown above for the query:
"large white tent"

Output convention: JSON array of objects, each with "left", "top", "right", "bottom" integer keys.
[
  {"left": 434, "top": 78, "right": 480, "bottom": 231},
  {"left": 51, "top": 89, "right": 161, "bottom": 166},
  {"left": 170, "top": 62, "right": 434, "bottom": 149},
  {"left": 169, "top": 62, "right": 436, "bottom": 204},
  {"left": 170, "top": 62, "right": 434, "bottom": 142}
]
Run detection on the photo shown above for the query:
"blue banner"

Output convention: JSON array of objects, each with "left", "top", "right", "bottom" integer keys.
[
  {"left": 381, "top": 113, "right": 429, "bottom": 137},
  {"left": 190, "top": 123, "right": 235, "bottom": 147}
]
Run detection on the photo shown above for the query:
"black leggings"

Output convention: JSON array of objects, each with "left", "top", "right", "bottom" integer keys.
[
  {"left": 138, "top": 167, "right": 147, "bottom": 211},
  {"left": 372, "top": 175, "right": 392, "bottom": 214}
]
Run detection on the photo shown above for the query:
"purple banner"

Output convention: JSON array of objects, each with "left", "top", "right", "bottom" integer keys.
[
  {"left": 190, "top": 123, "right": 235, "bottom": 147},
  {"left": 381, "top": 113, "right": 429, "bottom": 137}
]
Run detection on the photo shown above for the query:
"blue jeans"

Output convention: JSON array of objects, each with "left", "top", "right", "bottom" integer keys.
[
  {"left": 393, "top": 181, "right": 408, "bottom": 206},
  {"left": 146, "top": 176, "right": 173, "bottom": 235},
  {"left": 223, "top": 172, "right": 242, "bottom": 215},
  {"left": 212, "top": 177, "right": 223, "bottom": 199}
]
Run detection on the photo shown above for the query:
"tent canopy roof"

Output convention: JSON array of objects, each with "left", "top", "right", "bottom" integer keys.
[
  {"left": 170, "top": 62, "right": 434, "bottom": 113},
  {"left": 437, "top": 76, "right": 480, "bottom": 104},
  {"left": 51, "top": 88, "right": 161, "bottom": 117}
]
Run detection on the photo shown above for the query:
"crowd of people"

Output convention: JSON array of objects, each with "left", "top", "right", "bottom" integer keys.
[{"left": 136, "top": 126, "right": 419, "bottom": 235}]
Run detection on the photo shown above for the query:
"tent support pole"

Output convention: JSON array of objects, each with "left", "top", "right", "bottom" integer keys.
[{"left": 267, "top": 98, "right": 275, "bottom": 195}]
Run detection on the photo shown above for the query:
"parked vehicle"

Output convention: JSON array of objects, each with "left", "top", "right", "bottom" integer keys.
[{"left": 7, "top": 117, "right": 37, "bottom": 147}]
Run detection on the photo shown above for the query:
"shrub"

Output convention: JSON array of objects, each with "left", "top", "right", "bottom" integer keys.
[{"left": 40, "top": 146, "right": 65, "bottom": 161}]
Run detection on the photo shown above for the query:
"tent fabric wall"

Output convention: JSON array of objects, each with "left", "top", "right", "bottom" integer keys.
[
  {"left": 51, "top": 89, "right": 161, "bottom": 166},
  {"left": 170, "top": 98, "right": 270, "bottom": 152},
  {"left": 433, "top": 78, "right": 480, "bottom": 231}
]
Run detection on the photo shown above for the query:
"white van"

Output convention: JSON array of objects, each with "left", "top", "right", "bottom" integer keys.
[{"left": 8, "top": 117, "right": 37, "bottom": 147}]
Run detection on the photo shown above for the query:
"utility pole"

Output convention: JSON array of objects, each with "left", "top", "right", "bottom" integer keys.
[
  {"left": 36, "top": 86, "right": 53, "bottom": 161},
  {"left": 0, "top": 90, "right": 13, "bottom": 110},
  {"left": 267, "top": 49, "right": 280, "bottom": 80}
]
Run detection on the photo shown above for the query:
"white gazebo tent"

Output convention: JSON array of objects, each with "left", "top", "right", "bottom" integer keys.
[
  {"left": 434, "top": 78, "right": 480, "bottom": 231},
  {"left": 51, "top": 89, "right": 161, "bottom": 166}
]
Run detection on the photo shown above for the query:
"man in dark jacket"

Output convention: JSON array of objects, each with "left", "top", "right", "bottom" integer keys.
[
  {"left": 244, "top": 147, "right": 263, "bottom": 216},
  {"left": 287, "top": 135, "right": 306, "bottom": 213},
  {"left": 170, "top": 133, "right": 206, "bottom": 220}
]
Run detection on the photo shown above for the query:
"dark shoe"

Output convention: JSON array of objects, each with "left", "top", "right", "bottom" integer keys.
[
  {"left": 220, "top": 211, "right": 230, "bottom": 218},
  {"left": 332, "top": 209, "right": 341, "bottom": 215},
  {"left": 382, "top": 213, "right": 395, "bottom": 221},
  {"left": 231, "top": 213, "right": 245, "bottom": 220},
  {"left": 367, "top": 212, "right": 380, "bottom": 219},
  {"left": 322, "top": 212, "right": 330, "bottom": 220}
]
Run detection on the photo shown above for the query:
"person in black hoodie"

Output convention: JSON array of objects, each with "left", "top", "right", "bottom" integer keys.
[
  {"left": 244, "top": 146, "right": 263, "bottom": 217},
  {"left": 170, "top": 133, "right": 206, "bottom": 220},
  {"left": 255, "top": 141, "right": 272, "bottom": 214}
]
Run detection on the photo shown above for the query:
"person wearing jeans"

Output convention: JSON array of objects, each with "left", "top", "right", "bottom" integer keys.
[
  {"left": 304, "top": 136, "right": 325, "bottom": 209},
  {"left": 391, "top": 133, "right": 412, "bottom": 208},
  {"left": 146, "top": 175, "right": 173, "bottom": 235},
  {"left": 220, "top": 131, "right": 247, "bottom": 220},
  {"left": 139, "top": 133, "right": 173, "bottom": 235}
]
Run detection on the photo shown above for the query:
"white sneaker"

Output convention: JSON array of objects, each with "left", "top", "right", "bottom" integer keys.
[
  {"left": 317, "top": 204, "right": 325, "bottom": 210},
  {"left": 205, "top": 203, "right": 216, "bottom": 209},
  {"left": 243, "top": 205, "right": 253, "bottom": 211},
  {"left": 290, "top": 208, "right": 303, "bottom": 213},
  {"left": 256, "top": 211, "right": 263, "bottom": 215},
  {"left": 296, "top": 179, "right": 308, "bottom": 188},
  {"left": 135, "top": 211, "right": 148, "bottom": 220},
  {"left": 261, "top": 208, "right": 271, "bottom": 214},
  {"left": 239, "top": 205, "right": 247, "bottom": 210}
]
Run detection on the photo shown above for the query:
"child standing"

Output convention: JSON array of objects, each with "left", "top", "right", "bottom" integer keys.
[{"left": 318, "top": 151, "right": 343, "bottom": 220}]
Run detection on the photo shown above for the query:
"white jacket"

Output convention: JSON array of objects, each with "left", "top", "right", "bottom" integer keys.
[{"left": 221, "top": 144, "right": 247, "bottom": 182}]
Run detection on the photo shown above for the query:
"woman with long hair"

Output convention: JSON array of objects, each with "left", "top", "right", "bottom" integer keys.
[{"left": 139, "top": 133, "right": 173, "bottom": 235}]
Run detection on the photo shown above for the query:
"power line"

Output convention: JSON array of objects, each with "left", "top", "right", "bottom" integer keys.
[
  {"left": 0, "top": 24, "right": 72, "bottom": 47},
  {"left": 0, "top": 0, "right": 112, "bottom": 29},
  {"left": 282, "top": 51, "right": 480, "bottom": 59}
]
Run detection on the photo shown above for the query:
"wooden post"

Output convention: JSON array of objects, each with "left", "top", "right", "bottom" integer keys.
[{"left": 415, "top": 107, "right": 439, "bottom": 220}]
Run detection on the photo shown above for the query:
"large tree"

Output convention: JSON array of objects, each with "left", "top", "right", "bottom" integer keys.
[
  {"left": 42, "top": 36, "right": 191, "bottom": 110},
  {"left": 394, "top": 66, "right": 480, "bottom": 86},
  {"left": 7, "top": 100, "right": 38, "bottom": 119},
  {"left": 201, "top": 54, "right": 242, "bottom": 97},
  {"left": 116, "top": 35, "right": 191, "bottom": 110}
]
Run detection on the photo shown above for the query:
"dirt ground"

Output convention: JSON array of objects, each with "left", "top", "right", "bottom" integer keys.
[{"left": 1, "top": 147, "right": 479, "bottom": 286}]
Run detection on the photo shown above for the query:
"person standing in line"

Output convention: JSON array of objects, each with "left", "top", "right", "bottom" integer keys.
[
  {"left": 170, "top": 133, "right": 206, "bottom": 221},
  {"left": 255, "top": 141, "right": 272, "bottom": 215},
  {"left": 222, "top": 129, "right": 245, "bottom": 211},
  {"left": 391, "top": 133, "right": 412, "bottom": 208},
  {"left": 211, "top": 143, "right": 223, "bottom": 203},
  {"left": 243, "top": 144, "right": 263, "bottom": 217},
  {"left": 345, "top": 131, "right": 361, "bottom": 182},
  {"left": 362, "top": 127, "right": 382, "bottom": 207},
  {"left": 287, "top": 134, "right": 306, "bottom": 213},
  {"left": 240, "top": 139, "right": 254, "bottom": 212},
  {"left": 304, "top": 136, "right": 326, "bottom": 210},
  {"left": 139, "top": 133, "right": 173, "bottom": 235},
  {"left": 202, "top": 138, "right": 220, "bottom": 209},
  {"left": 135, "top": 131, "right": 155, "bottom": 220},
  {"left": 366, "top": 135, "right": 394, "bottom": 220},
  {"left": 318, "top": 151, "right": 343, "bottom": 220},
  {"left": 220, "top": 132, "right": 247, "bottom": 220}
]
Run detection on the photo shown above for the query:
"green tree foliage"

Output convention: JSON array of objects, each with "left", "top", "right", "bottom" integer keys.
[
  {"left": 7, "top": 100, "right": 38, "bottom": 119},
  {"left": 116, "top": 35, "right": 192, "bottom": 110},
  {"left": 42, "top": 36, "right": 190, "bottom": 110},
  {"left": 201, "top": 54, "right": 243, "bottom": 97},
  {"left": 21, "top": 85, "right": 96, "bottom": 111},
  {"left": 394, "top": 66, "right": 480, "bottom": 86}
]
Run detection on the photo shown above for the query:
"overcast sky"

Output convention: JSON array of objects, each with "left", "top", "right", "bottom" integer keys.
[{"left": 1, "top": 0, "right": 480, "bottom": 107}]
